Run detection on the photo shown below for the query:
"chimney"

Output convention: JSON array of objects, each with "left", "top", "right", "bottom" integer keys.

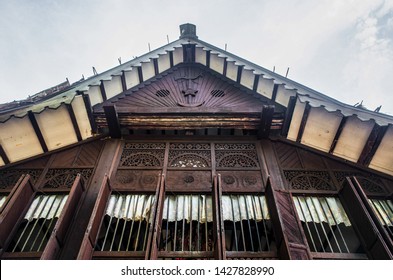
[{"left": 179, "top": 23, "right": 198, "bottom": 39}]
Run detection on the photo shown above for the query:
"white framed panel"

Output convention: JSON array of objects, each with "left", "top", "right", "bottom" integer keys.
[
  {"left": 256, "top": 77, "right": 274, "bottom": 99},
  {"left": 124, "top": 69, "right": 140, "bottom": 90},
  {"left": 369, "top": 125, "right": 393, "bottom": 176},
  {"left": 103, "top": 76, "right": 123, "bottom": 100},
  {"left": 276, "top": 85, "right": 297, "bottom": 107},
  {"left": 172, "top": 48, "right": 183, "bottom": 65},
  {"left": 0, "top": 116, "right": 43, "bottom": 162},
  {"left": 87, "top": 85, "right": 103, "bottom": 107},
  {"left": 210, "top": 53, "right": 225, "bottom": 74},
  {"left": 71, "top": 95, "right": 92, "bottom": 140},
  {"left": 240, "top": 69, "right": 254, "bottom": 90},
  {"left": 287, "top": 100, "right": 306, "bottom": 141},
  {"left": 195, "top": 47, "right": 206, "bottom": 65},
  {"left": 226, "top": 61, "right": 238, "bottom": 81},
  {"left": 158, "top": 53, "right": 171, "bottom": 73},
  {"left": 35, "top": 105, "right": 78, "bottom": 151},
  {"left": 301, "top": 107, "right": 342, "bottom": 152},
  {"left": 141, "top": 60, "right": 155, "bottom": 81}
]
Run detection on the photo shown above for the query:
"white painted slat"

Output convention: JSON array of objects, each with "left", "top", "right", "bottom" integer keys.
[
  {"left": 141, "top": 60, "right": 155, "bottom": 81},
  {"left": 86, "top": 85, "right": 103, "bottom": 107},
  {"left": 287, "top": 100, "right": 306, "bottom": 141},
  {"left": 226, "top": 61, "right": 238, "bottom": 81},
  {"left": 195, "top": 47, "right": 206, "bottom": 65},
  {"left": 158, "top": 53, "right": 171, "bottom": 73},
  {"left": 71, "top": 95, "right": 92, "bottom": 140},
  {"left": 124, "top": 69, "right": 140, "bottom": 90},
  {"left": 103, "top": 76, "right": 123, "bottom": 100},
  {"left": 240, "top": 68, "right": 254, "bottom": 90},
  {"left": 256, "top": 77, "right": 274, "bottom": 99},
  {"left": 369, "top": 125, "right": 393, "bottom": 176},
  {"left": 172, "top": 47, "right": 183, "bottom": 65},
  {"left": 210, "top": 53, "right": 225, "bottom": 74}
]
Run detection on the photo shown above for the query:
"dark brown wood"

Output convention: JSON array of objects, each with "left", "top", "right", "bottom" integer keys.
[
  {"left": 112, "top": 106, "right": 262, "bottom": 114},
  {"left": 0, "top": 175, "right": 35, "bottom": 254},
  {"left": 252, "top": 74, "right": 260, "bottom": 91},
  {"left": 157, "top": 251, "right": 214, "bottom": 258},
  {"left": 99, "top": 81, "right": 107, "bottom": 101},
  {"left": 271, "top": 84, "right": 279, "bottom": 103},
  {"left": 80, "top": 91, "right": 98, "bottom": 133},
  {"left": 281, "top": 96, "right": 297, "bottom": 137},
  {"left": 41, "top": 174, "right": 85, "bottom": 259},
  {"left": 311, "top": 252, "right": 368, "bottom": 260},
  {"left": 153, "top": 58, "right": 159, "bottom": 75},
  {"left": 329, "top": 115, "right": 347, "bottom": 154},
  {"left": 0, "top": 144, "right": 10, "bottom": 165},
  {"left": 213, "top": 175, "right": 224, "bottom": 259},
  {"left": 149, "top": 174, "right": 165, "bottom": 259},
  {"left": 222, "top": 57, "right": 227, "bottom": 76},
  {"left": 103, "top": 105, "right": 122, "bottom": 138},
  {"left": 226, "top": 251, "right": 278, "bottom": 259},
  {"left": 206, "top": 50, "right": 211, "bottom": 68},
  {"left": 340, "top": 177, "right": 393, "bottom": 259},
  {"left": 346, "top": 176, "right": 393, "bottom": 255},
  {"left": 0, "top": 175, "right": 25, "bottom": 214},
  {"left": 121, "top": 71, "right": 127, "bottom": 92},
  {"left": 137, "top": 66, "right": 144, "bottom": 83},
  {"left": 77, "top": 175, "right": 112, "bottom": 259},
  {"left": 66, "top": 103, "right": 82, "bottom": 142},
  {"left": 236, "top": 65, "right": 243, "bottom": 83},
  {"left": 28, "top": 111, "right": 48, "bottom": 153},
  {"left": 92, "top": 251, "right": 145, "bottom": 259},
  {"left": 296, "top": 102, "right": 311, "bottom": 143},
  {"left": 169, "top": 51, "right": 174, "bottom": 67},
  {"left": 257, "top": 105, "right": 275, "bottom": 139},
  {"left": 166, "top": 171, "right": 211, "bottom": 192},
  {"left": 358, "top": 124, "right": 388, "bottom": 166}
]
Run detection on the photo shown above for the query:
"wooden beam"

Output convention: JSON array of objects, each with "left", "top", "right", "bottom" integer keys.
[
  {"left": 120, "top": 71, "right": 127, "bottom": 92},
  {"left": 28, "top": 111, "right": 48, "bottom": 152},
  {"left": 153, "top": 58, "right": 159, "bottom": 75},
  {"left": 257, "top": 105, "right": 275, "bottom": 139},
  {"left": 329, "top": 115, "right": 347, "bottom": 154},
  {"left": 79, "top": 91, "right": 97, "bottom": 134},
  {"left": 169, "top": 51, "right": 174, "bottom": 67},
  {"left": 206, "top": 50, "right": 211, "bottom": 68},
  {"left": 252, "top": 74, "right": 260, "bottom": 91},
  {"left": 99, "top": 81, "right": 107, "bottom": 101},
  {"left": 281, "top": 96, "right": 297, "bottom": 137},
  {"left": 0, "top": 144, "right": 10, "bottom": 164},
  {"left": 182, "top": 44, "right": 195, "bottom": 63},
  {"left": 296, "top": 102, "right": 311, "bottom": 143},
  {"left": 66, "top": 103, "right": 83, "bottom": 142},
  {"left": 358, "top": 124, "right": 389, "bottom": 166},
  {"left": 137, "top": 66, "right": 144, "bottom": 83},
  {"left": 271, "top": 84, "right": 279, "bottom": 103},
  {"left": 223, "top": 57, "right": 227, "bottom": 76},
  {"left": 236, "top": 65, "right": 243, "bottom": 83},
  {"left": 103, "top": 105, "right": 122, "bottom": 138}
]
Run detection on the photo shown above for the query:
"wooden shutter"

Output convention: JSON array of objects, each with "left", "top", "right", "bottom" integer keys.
[
  {"left": 0, "top": 175, "right": 35, "bottom": 255},
  {"left": 0, "top": 174, "right": 25, "bottom": 215},
  {"left": 149, "top": 174, "right": 165, "bottom": 260},
  {"left": 340, "top": 177, "right": 393, "bottom": 259},
  {"left": 77, "top": 175, "right": 112, "bottom": 259},
  {"left": 41, "top": 174, "right": 85, "bottom": 259}
]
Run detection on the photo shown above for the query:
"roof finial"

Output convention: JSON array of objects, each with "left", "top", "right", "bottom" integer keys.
[{"left": 179, "top": 23, "right": 198, "bottom": 39}]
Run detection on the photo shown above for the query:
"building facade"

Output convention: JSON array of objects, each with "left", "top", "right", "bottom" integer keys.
[{"left": 0, "top": 24, "right": 392, "bottom": 260}]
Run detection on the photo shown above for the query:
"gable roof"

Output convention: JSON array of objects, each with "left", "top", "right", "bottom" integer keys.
[{"left": 0, "top": 23, "right": 392, "bottom": 176}]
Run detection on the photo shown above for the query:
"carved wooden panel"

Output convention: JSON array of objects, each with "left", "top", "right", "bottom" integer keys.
[
  {"left": 0, "top": 169, "right": 42, "bottom": 190},
  {"left": 113, "top": 170, "right": 160, "bottom": 191},
  {"left": 334, "top": 171, "right": 388, "bottom": 195},
  {"left": 119, "top": 143, "right": 165, "bottom": 168},
  {"left": 99, "top": 65, "right": 264, "bottom": 109},
  {"left": 283, "top": 170, "right": 336, "bottom": 191},
  {"left": 42, "top": 169, "right": 93, "bottom": 189},
  {"left": 168, "top": 143, "right": 211, "bottom": 168},
  {"left": 219, "top": 171, "right": 263, "bottom": 192},
  {"left": 215, "top": 143, "right": 259, "bottom": 168},
  {"left": 166, "top": 171, "right": 212, "bottom": 192}
]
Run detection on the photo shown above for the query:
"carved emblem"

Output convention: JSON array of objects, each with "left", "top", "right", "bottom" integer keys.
[
  {"left": 174, "top": 67, "right": 203, "bottom": 107},
  {"left": 223, "top": 175, "right": 236, "bottom": 185},
  {"left": 184, "top": 175, "right": 195, "bottom": 183}
]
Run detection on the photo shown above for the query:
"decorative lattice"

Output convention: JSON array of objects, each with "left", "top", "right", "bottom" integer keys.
[
  {"left": 169, "top": 143, "right": 210, "bottom": 150},
  {"left": 168, "top": 143, "right": 211, "bottom": 168},
  {"left": 215, "top": 150, "right": 259, "bottom": 168},
  {"left": 120, "top": 143, "right": 166, "bottom": 168},
  {"left": 0, "top": 169, "right": 42, "bottom": 190},
  {"left": 334, "top": 172, "right": 386, "bottom": 194},
  {"left": 170, "top": 153, "right": 210, "bottom": 168},
  {"left": 43, "top": 169, "right": 93, "bottom": 189},
  {"left": 284, "top": 170, "right": 336, "bottom": 191},
  {"left": 215, "top": 143, "right": 256, "bottom": 150}
]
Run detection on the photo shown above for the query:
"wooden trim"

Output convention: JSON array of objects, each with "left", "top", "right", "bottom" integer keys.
[
  {"left": 66, "top": 103, "right": 82, "bottom": 142},
  {"left": 109, "top": 106, "right": 261, "bottom": 114},
  {"left": 28, "top": 111, "right": 48, "bottom": 153},
  {"left": 311, "top": 252, "right": 368, "bottom": 260},
  {"left": 296, "top": 102, "right": 311, "bottom": 143},
  {"left": 358, "top": 124, "right": 389, "bottom": 166},
  {"left": 0, "top": 144, "right": 10, "bottom": 165},
  {"left": 137, "top": 66, "right": 143, "bottom": 83},
  {"left": 226, "top": 251, "right": 278, "bottom": 259},
  {"left": 169, "top": 51, "right": 174, "bottom": 67},
  {"left": 120, "top": 71, "right": 127, "bottom": 92},
  {"left": 329, "top": 116, "right": 347, "bottom": 154},
  {"left": 213, "top": 175, "right": 224, "bottom": 259},
  {"left": 0, "top": 175, "right": 25, "bottom": 214},
  {"left": 223, "top": 57, "right": 227, "bottom": 76},
  {"left": 271, "top": 84, "right": 279, "bottom": 103},
  {"left": 149, "top": 174, "right": 165, "bottom": 259},
  {"left": 103, "top": 105, "right": 122, "bottom": 139},
  {"left": 206, "top": 50, "right": 211, "bottom": 68},
  {"left": 99, "top": 80, "right": 107, "bottom": 101},
  {"left": 257, "top": 105, "right": 275, "bottom": 139},
  {"left": 281, "top": 96, "right": 297, "bottom": 138},
  {"left": 153, "top": 58, "right": 159, "bottom": 75},
  {"left": 252, "top": 74, "right": 260, "bottom": 91},
  {"left": 236, "top": 65, "right": 243, "bottom": 83},
  {"left": 92, "top": 251, "right": 145, "bottom": 259}
]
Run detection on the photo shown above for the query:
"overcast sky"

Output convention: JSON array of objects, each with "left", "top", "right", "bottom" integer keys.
[{"left": 1, "top": 0, "right": 393, "bottom": 115}]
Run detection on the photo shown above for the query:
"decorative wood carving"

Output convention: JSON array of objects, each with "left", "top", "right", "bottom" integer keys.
[
  {"left": 42, "top": 169, "right": 93, "bottom": 189},
  {"left": 166, "top": 171, "right": 212, "bottom": 192},
  {"left": 334, "top": 172, "right": 387, "bottom": 195},
  {"left": 119, "top": 143, "right": 165, "bottom": 167},
  {"left": 283, "top": 170, "right": 336, "bottom": 191},
  {"left": 113, "top": 170, "right": 160, "bottom": 191},
  {"left": 0, "top": 169, "right": 42, "bottom": 190},
  {"left": 219, "top": 171, "right": 263, "bottom": 192},
  {"left": 215, "top": 143, "right": 260, "bottom": 168},
  {"left": 168, "top": 143, "right": 211, "bottom": 168}
]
